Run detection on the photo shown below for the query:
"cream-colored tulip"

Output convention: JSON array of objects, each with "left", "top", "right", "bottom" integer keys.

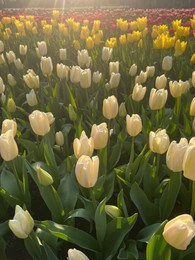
[
  {"left": 77, "top": 49, "right": 91, "bottom": 68},
  {"left": 56, "top": 63, "right": 69, "bottom": 80},
  {"left": 149, "top": 129, "right": 170, "bottom": 154},
  {"left": 109, "top": 72, "right": 120, "bottom": 89},
  {"left": 126, "top": 114, "right": 142, "bottom": 137},
  {"left": 192, "top": 71, "right": 195, "bottom": 88},
  {"left": 132, "top": 83, "right": 146, "bottom": 102},
  {"left": 1, "top": 119, "right": 17, "bottom": 137},
  {"left": 92, "top": 71, "right": 102, "bottom": 84},
  {"left": 149, "top": 88, "right": 168, "bottom": 110},
  {"left": 23, "top": 70, "right": 40, "bottom": 89},
  {"left": 9, "top": 205, "right": 34, "bottom": 239},
  {"left": 0, "top": 130, "right": 18, "bottom": 161},
  {"left": 103, "top": 95, "right": 118, "bottom": 120},
  {"left": 0, "top": 77, "right": 5, "bottom": 94},
  {"left": 101, "top": 46, "right": 112, "bottom": 62},
  {"left": 0, "top": 40, "right": 4, "bottom": 53},
  {"left": 129, "top": 64, "right": 137, "bottom": 77},
  {"left": 70, "top": 66, "right": 81, "bottom": 84},
  {"left": 36, "top": 166, "right": 53, "bottom": 186},
  {"left": 7, "top": 74, "right": 16, "bottom": 87},
  {"left": 75, "top": 155, "right": 99, "bottom": 188},
  {"left": 91, "top": 123, "right": 108, "bottom": 149},
  {"left": 146, "top": 66, "right": 155, "bottom": 78},
  {"left": 55, "top": 131, "right": 64, "bottom": 146},
  {"left": 46, "top": 112, "right": 55, "bottom": 125},
  {"left": 190, "top": 97, "right": 195, "bottom": 116},
  {"left": 0, "top": 53, "right": 6, "bottom": 65},
  {"left": 37, "top": 41, "right": 47, "bottom": 56},
  {"left": 155, "top": 74, "right": 167, "bottom": 89},
  {"left": 135, "top": 70, "right": 147, "bottom": 84},
  {"left": 169, "top": 80, "right": 190, "bottom": 98},
  {"left": 109, "top": 61, "right": 119, "bottom": 75},
  {"left": 80, "top": 68, "right": 91, "bottom": 88},
  {"left": 73, "top": 130, "right": 94, "bottom": 159},
  {"left": 6, "top": 51, "right": 16, "bottom": 64},
  {"left": 59, "top": 48, "right": 67, "bottom": 61},
  {"left": 68, "top": 248, "right": 89, "bottom": 260},
  {"left": 166, "top": 138, "right": 188, "bottom": 172},
  {"left": 19, "top": 44, "right": 27, "bottom": 55},
  {"left": 26, "top": 89, "right": 38, "bottom": 107},
  {"left": 40, "top": 56, "right": 53, "bottom": 77},
  {"left": 163, "top": 214, "right": 195, "bottom": 250},
  {"left": 183, "top": 145, "right": 195, "bottom": 181},
  {"left": 29, "top": 110, "right": 51, "bottom": 136},
  {"left": 162, "top": 56, "right": 172, "bottom": 71},
  {"left": 14, "top": 58, "right": 23, "bottom": 70}
]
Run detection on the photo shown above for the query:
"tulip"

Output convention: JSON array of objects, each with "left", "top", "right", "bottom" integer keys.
[
  {"left": 166, "top": 138, "right": 188, "bottom": 172},
  {"left": 129, "top": 64, "right": 137, "bottom": 77},
  {"left": 75, "top": 155, "right": 99, "bottom": 188},
  {"left": 40, "top": 56, "right": 53, "bottom": 77},
  {"left": 68, "top": 248, "right": 89, "bottom": 260},
  {"left": 9, "top": 205, "right": 34, "bottom": 239},
  {"left": 105, "top": 205, "right": 122, "bottom": 218},
  {"left": 0, "top": 40, "right": 4, "bottom": 53},
  {"left": 29, "top": 110, "right": 51, "bottom": 136},
  {"left": 163, "top": 214, "right": 195, "bottom": 250},
  {"left": 109, "top": 61, "right": 119, "bottom": 75},
  {"left": 91, "top": 123, "right": 108, "bottom": 149},
  {"left": 192, "top": 118, "right": 195, "bottom": 131},
  {"left": 0, "top": 77, "right": 5, "bottom": 94},
  {"left": 36, "top": 166, "right": 53, "bottom": 186},
  {"left": 23, "top": 70, "right": 40, "bottom": 89},
  {"left": 103, "top": 95, "right": 118, "bottom": 120},
  {"left": 7, "top": 98, "right": 16, "bottom": 113},
  {"left": 183, "top": 145, "right": 195, "bottom": 181},
  {"left": 68, "top": 104, "right": 77, "bottom": 121},
  {"left": 135, "top": 71, "right": 148, "bottom": 85},
  {"left": 169, "top": 80, "right": 190, "bottom": 98},
  {"left": 149, "top": 129, "right": 170, "bottom": 154},
  {"left": 7, "top": 74, "right": 16, "bottom": 87},
  {"left": 59, "top": 48, "right": 67, "bottom": 61},
  {"left": 119, "top": 102, "right": 127, "bottom": 118},
  {"left": 26, "top": 89, "right": 38, "bottom": 107},
  {"left": 14, "top": 58, "right": 23, "bottom": 70},
  {"left": 37, "top": 41, "right": 47, "bottom": 56},
  {"left": 77, "top": 49, "right": 91, "bottom": 68},
  {"left": 0, "top": 130, "right": 18, "bottom": 161},
  {"left": 146, "top": 66, "right": 155, "bottom": 78},
  {"left": 1, "top": 119, "right": 17, "bottom": 137},
  {"left": 126, "top": 114, "right": 142, "bottom": 137},
  {"left": 192, "top": 71, "right": 195, "bottom": 88},
  {"left": 132, "top": 83, "right": 146, "bottom": 102},
  {"left": 70, "top": 66, "right": 81, "bottom": 84},
  {"left": 162, "top": 56, "right": 172, "bottom": 71},
  {"left": 0, "top": 53, "right": 6, "bottom": 65},
  {"left": 101, "top": 46, "right": 112, "bottom": 62},
  {"left": 19, "top": 44, "right": 27, "bottom": 55},
  {"left": 46, "top": 112, "right": 55, "bottom": 125},
  {"left": 55, "top": 131, "right": 64, "bottom": 146},
  {"left": 80, "top": 68, "right": 91, "bottom": 88},
  {"left": 190, "top": 98, "right": 195, "bottom": 116},
  {"left": 155, "top": 74, "right": 167, "bottom": 89},
  {"left": 92, "top": 71, "right": 102, "bottom": 84},
  {"left": 1, "top": 93, "right": 6, "bottom": 105},
  {"left": 56, "top": 63, "right": 69, "bottom": 80},
  {"left": 149, "top": 88, "right": 168, "bottom": 110},
  {"left": 73, "top": 130, "right": 94, "bottom": 159},
  {"left": 6, "top": 51, "right": 16, "bottom": 64},
  {"left": 109, "top": 72, "right": 120, "bottom": 89}
]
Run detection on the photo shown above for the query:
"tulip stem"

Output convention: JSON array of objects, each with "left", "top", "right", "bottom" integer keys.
[
  {"left": 190, "top": 181, "right": 195, "bottom": 218},
  {"left": 89, "top": 188, "right": 97, "bottom": 211},
  {"left": 125, "top": 137, "right": 135, "bottom": 181},
  {"left": 174, "top": 96, "right": 181, "bottom": 121}
]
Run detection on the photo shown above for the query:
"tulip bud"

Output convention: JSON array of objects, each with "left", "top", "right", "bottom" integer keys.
[
  {"left": 135, "top": 70, "right": 147, "bottom": 84},
  {"left": 23, "top": 70, "right": 40, "bottom": 89},
  {"left": 0, "top": 53, "right": 6, "bottom": 65},
  {"left": 192, "top": 117, "right": 195, "bottom": 131},
  {"left": 80, "top": 68, "right": 91, "bottom": 88},
  {"left": 9, "top": 205, "right": 34, "bottom": 239},
  {"left": 169, "top": 80, "right": 190, "bottom": 98},
  {"left": 126, "top": 114, "right": 142, "bottom": 137},
  {"left": 73, "top": 130, "right": 94, "bottom": 159},
  {"left": 92, "top": 71, "right": 102, "bottom": 84},
  {"left": 55, "top": 131, "right": 64, "bottom": 146},
  {"left": 0, "top": 77, "right": 5, "bottom": 94},
  {"left": 149, "top": 88, "right": 168, "bottom": 110},
  {"left": 155, "top": 74, "right": 167, "bottom": 89},
  {"left": 129, "top": 64, "right": 137, "bottom": 77},
  {"left": 59, "top": 48, "right": 67, "bottom": 61},
  {"left": 1, "top": 119, "right": 17, "bottom": 137},
  {"left": 163, "top": 214, "right": 195, "bottom": 250},
  {"left": 77, "top": 49, "right": 91, "bottom": 68},
  {"left": 132, "top": 83, "right": 146, "bottom": 102},
  {"left": 6, "top": 51, "right": 16, "bottom": 64},
  {"left": 91, "top": 123, "right": 108, "bottom": 149},
  {"left": 162, "top": 56, "right": 172, "bottom": 71},
  {"left": 192, "top": 71, "right": 195, "bottom": 88},
  {"left": 29, "top": 110, "right": 51, "bottom": 136},
  {"left": 40, "top": 56, "right": 53, "bottom": 77},
  {"left": 56, "top": 63, "right": 69, "bottom": 80},
  {"left": 0, "top": 130, "right": 18, "bottom": 161},
  {"left": 75, "top": 155, "right": 99, "bottom": 188},
  {"left": 166, "top": 138, "right": 188, "bottom": 172},
  {"left": 68, "top": 248, "right": 89, "bottom": 260},
  {"left": 7, "top": 74, "right": 16, "bottom": 87},
  {"left": 183, "top": 145, "right": 195, "bottom": 181},
  {"left": 46, "top": 112, "right": 55, "bottom": 125},
  {"left": 190, "top": 97, "right": 195, "bottom": 116},
  {"left": 109, "top": 61, "right": 119, "bottom": 75},
  {"left": 146, "top": 66, "right": 155, "bottom": 78},
  {"left": 109, "top": 72, "right": 121, "bottom": 89},
  {"left": 0, "top": 40, "right": 4, "bottom": 53},
  {"left": 14, "top": 58, "right": 23, "bottom": 70},
  {"left": 149, "top": 129, "right": 170, "bottom": 154},
  {"left": 119, "top": 102, "right": 127, "bottom": 118},
  {"left": 68, "top": 104, "right": 77, "bottom": 121},
  {"left": 103, "top": 95, "right": 118, "bottom": 120},
  {"left": 19, "top": 44, "right": 27, "bottom": 55},
  {"left": 36, "top": 166, "right": 53, "bottom": 186},
  {"left": 102, "top": 46, "right": 112, "bottom": 62},
  {"left": 26, "top": 89, "right": 38, "bottom": 107},
  {"left": 37, "top": 41, "right": 47, "bottom": 56},
  {"left": 1, "top": 93, "right": 6, "bottom": 105},
  {"left": 7, "top": 98, "right": 16, "bottom": 113},
  {"left": 105, "top": 205, "right": 122, "bottom": 218},
  {"left": 70, "top": 66, "right": 81, "bottom": 84}
]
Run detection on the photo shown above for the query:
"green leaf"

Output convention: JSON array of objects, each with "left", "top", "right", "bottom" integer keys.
[
  {"left": 117, "top": 240, "right": 139, "bottom": 260},
  {"left": 0, "top": 237, "right": 6, "bottom": 260},
  {"left": 137, "top": 223, "right": 162, "bottom": 243},
  {"left": 95, "top": 198, "right": 107, "bottom": 247},
  {"left": 0, "top": 187, "right": 22, "bottom": 208},
  {"left": 65, "top": 208, "right": 93, "bottom": 223},
  {"left": 36, "top": 220, "right": 99, "bottom": 253},
  {"left": 24, "top": 231, "right": 43, "bottom": 260},
  {"left": 0, "top": 169, "right": 21, "bottom": 198},
  {"left": 117, "top": 190, "right": 128, "bottom": 217},
  {"left": 0, "top": 221, "right": 9, "bottom": 236},
  {"left": 109, "top": 140, "right": 123, "bottom": 169},
  {"left": 43, "top": 242, "right": 59, "bottom": 260},
  {"left": 43, "top": 142, "right": 58, "bottom": 179}
]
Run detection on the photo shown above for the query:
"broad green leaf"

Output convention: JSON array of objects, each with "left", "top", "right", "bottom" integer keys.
[
  {"left": 0, "top": 187, "right": 22, "bottom": 208},
  {"left": 137, "top": 223, "right": 162, "bottom": 243},
  {"left": 95, "top": 198, "right": 107, "bottom": 247},
  {"left": 0, "top": 221, "right": 9, "bottom": 236},
  {"left": 24, "top": 231, "right": 43, "bottom": 260},
  {"left": 0, "top": 169, "right": 21, "bottom": 198},
  {"left": 43, "top": 242, "right": 59, "bottom": 260},
  {"left": 117, "top": 189, "right": 128, "bottom": 217},
  {"left": 109, "top": 141, "right": 123, "bottom": 169},
  {"left": 0, "top": 237, "right": 6, "bottom": 260},
  {"left": 43, "top": 142, "right": 58, "bottom": 180},
  {"left": 65, "top": 208, "right": 93, "bottom": 223},
  {"left": 117, "top": 240, "right": 138, "bottom": 260}
]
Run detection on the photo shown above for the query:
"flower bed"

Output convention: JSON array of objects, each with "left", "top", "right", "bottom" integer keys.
[{"left": 0, "top": 7, "right": 195, "bottom": 260}]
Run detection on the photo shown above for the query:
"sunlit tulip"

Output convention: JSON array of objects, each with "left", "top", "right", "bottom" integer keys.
[
  {"left": 169, "top": 80, "right": 190, "bottom": 98},
  {"left": 146, "top": 66, "right": 155, "bottom": 78},
  {"left": 135, "top": 71, "right": 147, "bottom": 84},
  {"left": 77, "top": 49, "right": 91, "bottom": 68},
  {"left": 103, "top": 95, "right": 118, "bottom": 120},
  {"left": 40, "top": 56, "right": 53, "bottom": 77},
  {"left": 1, "top": 119, "right": 17, "bottom": 137},
  {"left": 23, "top": 70, "right": 40, "bottom": 89},
  {"left": 7, "top": 74, "right": 16, "bottom": 87},
  {"left": 109, "top": 61, "right": 119, "bottom": 75},
  {"left": 37, "top": 41, "right": 47, "bottom": 56},
  {"left": 0, "top": 40, "right": 4, "bottom": 53},
  {"left": 56, "top": 63, "right": 69, "bottom": 80},
  {"left": 36, "top": 166, "right": 53, "bottom": 186},
  {"left": 190, "top": 98, "right": 195, "bottom": 116},
  {"left": 183, "top": 145, "right": 195, "bottom": 181},
  {"left": 55, "top": 131, "right": 64, "bottom": 146},
  {"left": 68, "top": 248, "right": 89, "bottom": 260},
  {"left": 105, "top": 205, "right": 122, "bottom": 218},
  {"left": 163, "top": 214, "right": 195, "bottom": 250},
  {"left": 149, "top": 88, "right": 168, "bottom": 110},
  {"left": 7, "top": 98, "right": 16, "bottom": 113},
  {"left": 91, "top": 123, "right": 108, "bottom": 149},
  {"left": 6, "top": 51, "right": 16, "bottom": 64},
  {"left": 192, "top": 71, "right": 195, "bottom": 88},
  {"left": 0, "top": 77, "right": 5, "bottom": 94},
  {"left": 26, "top": 89, "right": 38, "bottom": 107},
  {"left": 101, "top": 46, "right": 112, "bottom": 62},
  {"left": 80, "top": 68, "right": 91, "bottom": 88},
  {"left": 75, "top": 155, "right": 99, "bottom": 188},
  {"left": 166, "top": 138, "right": 188, "bottom": 172},
  {"left": 73, "top": 130, "right": 94, "bottom": 159},
  {"left": 9, "top": 205, "right": 34, "bottom": 239},
  {"left": 19, "top": 44, "right": 27, "bottom": 55},
  {"left": 155, "top": 74, "right": 167, "bottom": 89},
  {"left": 119, "top": 102, "right": 127, "bottom": 118},
  {"left": 70, "top": 66, "right": 81, "bottom": 84},
  {"left": 92, "top": 71, "right": 102, "bottom": 84},
  {"left": 14, "top": 58, "right": 23, "bottom": 70},
  {"left": 162, "top": 56, "right": 172, "bottom": 71},
  {"left": 59, "top": 48, "right": 67, "bottom": 61},
  {"left": 109, "top": 72, "right": 120, "bottom": 89},
  {"left": 149, "top": 129, "right": 170, "bottom": 154},
  {"left": 29, "top": 110, "right": 51, "bottom": 136},
  {"left": 129, "top": 64, "right": 137, "bottom": 77},
  {"left": 0, "top": 130, "right": 18, "bottom": 161},
  {"left": 126, "top": 114, "right": 142, "bottom": 137},
  {"left": 132, "top": 83, "right": 146, "bottom": 102},
  {"left": 46, "top": 112, "right": 55, "bottom": 125}
]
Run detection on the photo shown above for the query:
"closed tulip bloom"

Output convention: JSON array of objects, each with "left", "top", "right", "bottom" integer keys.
[
  {"left": 1, "top": 93, "right": 6, "bottom": 105},
  {"left": 23, "top": 70, "right": 40, "bottom": 89},
  {"left": 119, "top": 102, "right": 127, "bottom": 118},
  {"left": 103, "top": 95, "right": 118, "bottom": 120},
  {"left": 14, "top": 58, "right": 23, "bottom": 70},
  {"left": 129, "top": 64, "right": 137, "bottom": 77},
  {"left": 40, "top": 56, "right": 53, "bottom": 77},
  {"left": 29, "top": 110, "right": 51, "bottom": 136},
  {"left": 9, "top": 205, "right": 34, "bottom": 239},
  {"left": 68, "top": 248, "right": 89, "bottom": 260},
  {"left": 75, "top": 155, "right": 99, "bottom": 188},
  {"left": 80, "top": 68, "right": 91, "bottom": 88},
  {"left": 0, "top": 77, "right": 5, "bottom": 94},
  {"left": 183, "top": 145, "right": 195, "bottom": 181},
  {"left": 109, "top": 61, "right": 119, "bottom": 75},
  {"left": 1, "top": 119, "right": 17, "bottom": 137},
  {"left": 70, "top": 66, "right": 81, "bottom": 84},
  {"left": 109, "top": 72, "right": 121, "bottom": 89},
  {"left": 0, "top": 130, "right": 18, "bottom": 161},
  {"left": 7, "top": 98, "right": 16, "bottom": 113},
  {"left": 135, "top": 71, "right": 147, "bottom": 84},
  {"left": 36, "top": 166, "right": 53, "bottom": 186},
  {"left": 105, "top": 205, "right": 122, "bottom": 218},
  {"left": 55, "top": 131, "right": 64, "bottom": 146},
  {"left": 26, "top": 89, "right": 38, "bottom": 107},
  {"left": 166, "top": 138, "right": 188, "bottom": 172},
  {"left": 77, "top": 49, "right": 91, "bottom": 68},
  {"left": 169, "top": 80, "right": 190, "bottom": 98},
  {"left": 132, "top": 83, "right": 146, "bottom": 102},
  {"left": 0, "top": 40, "right": 4, "bottom": 53},
  {"left": 155, "top": 74, "right": 167, "bottom": 89},
  {"left": 192, "top": 71, "right": 195, "bottom": 88},
  {"left": 0, "top": 53, "right": 6, "bottom": 65},
  {"left": 149, "top": 88, "right": 168, "bottom": 110},
  {"left": 7, "top": 74, "right": 16, "bottom": 87},
  {"left": 19, "top": 44, "right": 27, "bottom": 55},
  {"left": 126, "top": 114, "right": 142, "bottom": 137},
  {"left": 162, "top": 56, "right": 173, "bottom": 71},
  {"left": 146, "top": 66, "right": 155, "bottom": 78},
  {"left": 68, "top": 104, "right": 77, "bottom": 121},
  {"left": 37, "top": 41, "right": 47, "bottom": 56},
  {"left": 73, "top": 130, "right": 94, "bottom": 159},
  {"left": 56, "top": 63, "right": 69, "bottom": 80},
  {"left": 6, "top": 51, "right": 16, "bottom": 64},
  {"left": 102, "top": 46, "right": 112, "bottom": 62},
  {"left": 46, "top": 112, "right": 55, "bottom": 125},
  {"left": 92, "top": 71, "right": 102, "bottom": 84},
  {"left": 190, "top": 98, "right": 195, "bottom": 116},
  {"left": 91, "top": 123, "right": 108, "bottom": 149},
  {"left": 163, "top": 214, "right": 195, "bottom": 250},
  {"left": 59, "top": 48, "right": 67, "bottom": 61},
  {"left": 149, "top": 129, "right": 170, "bottom": 154}
]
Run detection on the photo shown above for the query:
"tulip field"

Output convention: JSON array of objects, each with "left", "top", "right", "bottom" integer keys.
[{"left": 1, "top": 6, "right": 195, "bottom": 259}]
